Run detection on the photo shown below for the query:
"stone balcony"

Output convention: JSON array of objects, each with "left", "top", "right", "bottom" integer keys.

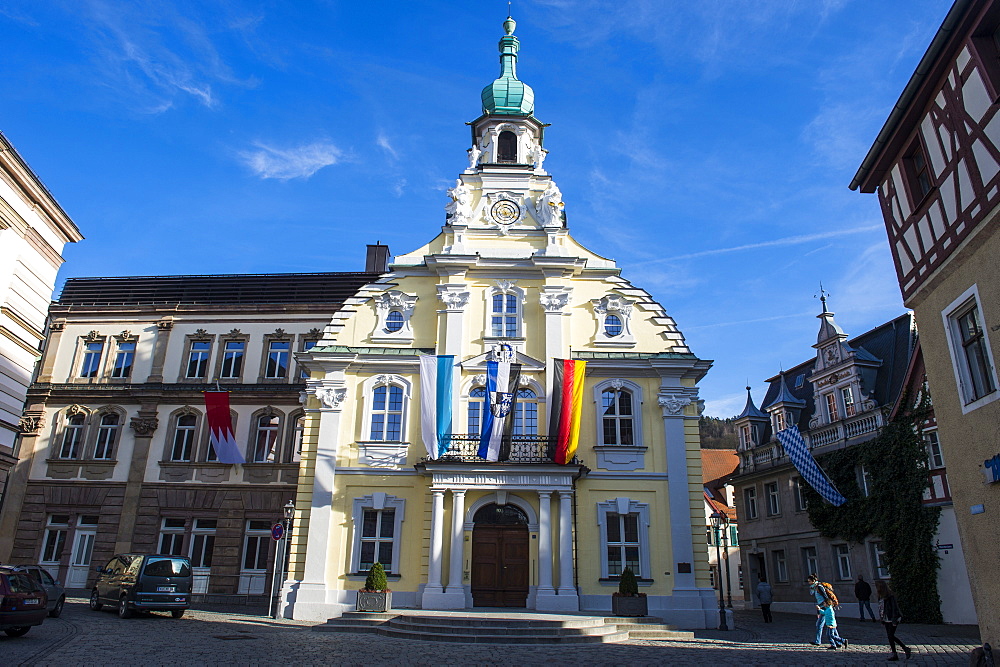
[{"left": 431, "top": 434, "right": 581, "bottom": 465}]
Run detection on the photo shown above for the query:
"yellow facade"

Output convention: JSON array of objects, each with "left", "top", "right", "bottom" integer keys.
[{"left": 281, "top": 18, "right": 716, "bottom": 627}]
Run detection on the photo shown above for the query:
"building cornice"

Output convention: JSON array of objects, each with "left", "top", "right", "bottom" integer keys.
[{"left": 0, "top": 132, "right": 83, "bottom": 243}]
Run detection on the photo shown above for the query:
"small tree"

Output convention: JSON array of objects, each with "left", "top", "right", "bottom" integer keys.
[
  {"left": 618, "top": 567, "right": 639, "bottom": 597},
  {"left": 365, "top": 562, "right": 388, "bottom": 592}
]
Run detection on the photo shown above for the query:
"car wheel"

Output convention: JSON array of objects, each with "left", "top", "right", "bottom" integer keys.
[
  {"left": 171, "top": 609, "right": 185, "bottom": 619},
  {"left": 118, "top": 595, "right": 133, "bottom": 619},
  {"left": 90, "top": 589, "right": 103, "bottom": 611},
  {"left": 4, "top": 626, "right": 31, "bottom": 637},
  {"left": 50, "top": 595, "right": 66, "bottom": 618}
]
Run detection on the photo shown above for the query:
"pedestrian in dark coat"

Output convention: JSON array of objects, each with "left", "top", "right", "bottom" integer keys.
[
  {"left": 875, "top": 580, "right": 911, "bottom": 661},
  {"left": 855, "top": 575, "right": 876, "bottom": 621},
  {"left": 755, "top": 574, "right": 773, "bottom": 622}
]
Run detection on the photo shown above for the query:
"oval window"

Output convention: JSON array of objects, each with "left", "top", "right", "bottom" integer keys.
[
  {"left": 386, "top": 311, "right": 404, "bottom": 332},
  {"left": 604, "top": 314, "right": 623, "bottom": 337}
]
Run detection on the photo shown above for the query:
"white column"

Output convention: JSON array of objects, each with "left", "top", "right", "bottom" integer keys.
[
  {"left": 536, "top": 491, "right": 554, "bottom": 594},
  {"left": 445, "top": 490, "right": 466, "bottom": 595},
  {"left": 427, "top": 489, "right": 446, "bottom": 592},
  {"left": 540, "top": 287, "right": 571, "bottom": 400},
  {"left": 557, "top": 491, "right": 578, "bottom": 606}
]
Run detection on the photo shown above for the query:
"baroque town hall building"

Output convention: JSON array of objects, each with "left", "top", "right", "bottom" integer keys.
[{"left": 2, "top": 18, "right": 718, "bottom": 626}]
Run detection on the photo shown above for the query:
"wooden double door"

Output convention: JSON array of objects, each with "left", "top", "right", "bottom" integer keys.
[{"left": 470, "top": 525, "right": 529, "bottom": 607}]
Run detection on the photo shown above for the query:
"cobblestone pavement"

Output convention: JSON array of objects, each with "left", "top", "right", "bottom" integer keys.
[{"left": 0, "top": 598, "right": 981, "bottom": 666}]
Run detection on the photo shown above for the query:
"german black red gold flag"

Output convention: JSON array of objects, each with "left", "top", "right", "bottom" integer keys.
[{"left": 549, "top": 359, "right": 586, "bottom": 464}]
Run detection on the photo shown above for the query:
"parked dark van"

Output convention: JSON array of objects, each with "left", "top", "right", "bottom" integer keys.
[{"left": 89, "top": 554, "right": 192, "bottom": 618}]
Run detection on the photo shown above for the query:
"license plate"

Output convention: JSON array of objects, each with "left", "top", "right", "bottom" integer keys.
[
  {"left": 24, "top": 598, "right": 40, "bottom": 605},
  {"left": 157, "top": 586, "right": 175, "bottom": 592}
]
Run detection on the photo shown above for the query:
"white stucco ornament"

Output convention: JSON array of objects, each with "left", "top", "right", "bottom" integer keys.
[
  {"left": 539, "top": 291, "right": 570, "bottom": 312},
  {"left": 658, "top": 395, "right": 691, "bottom": 415},
  {"left": 445, "top": 180, "right": 474, "bottom": 225},
  {"left": 316, "top": 387, "right": 347, "bottom": 409},
  {"left": 439, "top": 290, "right": 470, "bottom": 311},
  {"left": 535, "top": 182, "right": 564, "bottom": 228}
]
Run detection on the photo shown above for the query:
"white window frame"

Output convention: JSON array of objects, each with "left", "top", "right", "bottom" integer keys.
[
  {"left": 596, "top": 497, "right": 651, "bottom": 579},
  {"left": 350, "top": 493, "right": 405, "bottom": 575},
  {"left": 834, "top": 544, "right": 852, "bottom": 580},
  {"left": 59, "top": 412, "right": 87, "bottom": 459},
  {"left": 79, "top": 340, "right": 105, "bottom": 378},
  {"left": 744, "top": 486, "right": 758, "bottom": 520},
  {"left": 772, "top": 549, "right": 788, "bottom": 582},
  {"left": 190, "top": 519, "right": 217, "bottom": 569},
  {"left": 925, "top": 429, "right": 945, "bottom": 469},
  {"left": 824, "top": 392, "right": 840, "bottom": 422},
  {"left": 513, "top": 387, "right": 539, "bottom": 436},
  {"left": 371, "top": 290, "right": 418, "bottom": 344},
  {"left": 251, "top": 411, "right": 282, "bottom": 463},
  {"left": 40, "top": 515, "right": 69, "bottom": 565},
  {"left": 793, "top": 477, "right": 808, "bottom": 511},
  {"left": 484, "top": 281, "right": 526, "bottom": 340},
  {"left": 111, "top": 340, "right": 136, "bottom": 379},
  {"left": 802, "top": 546, "right": 818, "bottom": 578},
  {"left": 593, "top": 379, "right": 644, "bottom": 447},
  {"left": 185, "top": 340, "right": 212, "bottom": 379},
  {"left": 264, "top": 340, "right": 291, "bottom": 379},
  {"left": 841, "top": 386, "right": 857, "bottom": 417},
  {"left": 772, "top": 409, "right": 786, "bottom": 433},
  {"left": 93, "top": 412, "right": 121, "bottom": 460},
  {"left": 942, "top": 284, "right": 1000, "bottom": 413},
  {"left": 869, "top": 540, "right": 889, "bottom": 579},
  {"left": 171, "top": 413, "right": 198, "bottom": 462},
  {"left": 360, "top": 375, "right": 411, "bottom": 444},
  {"left": 467, "top": 385, "right": 487, "bottom": 435},
  {"left": 765, "top": 481, "right": 780, "bottom": 516},
  {"left": 591, "top": 294, "right": 636, "bottom": 347},
  {"left": 159, "top": 518, "right": 187, "bottom": 555},
  {"left": 240, "top": 520, "right": 272, "bottom": 594},
  {"left": 220, "top": 340, "right": 246, "bottom": 379}
]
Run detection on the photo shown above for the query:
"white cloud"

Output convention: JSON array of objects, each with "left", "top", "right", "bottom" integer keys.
[
  {"left": 377, "top": 133, "right": 398, "bottom": 160},
  {"left": 636, "top": 224, "right": 882, "bottom": 265},
  {"left": 392, "top": 178, "right": 407, "bottom": 197},
  {"left": 704, "top": 391, "right": 749, "bottom": 419},
  {"left": 238, "top": 141, "right": 342, "bottom": 180}
]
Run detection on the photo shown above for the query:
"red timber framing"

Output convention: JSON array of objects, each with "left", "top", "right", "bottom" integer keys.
[{"left": 852, "top": 0, "right": 1000, "bottom": 303}]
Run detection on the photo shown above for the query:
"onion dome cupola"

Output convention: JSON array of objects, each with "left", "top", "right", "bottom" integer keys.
[{"left": 481, "top": 16, "right": 535, "bottom": 116}]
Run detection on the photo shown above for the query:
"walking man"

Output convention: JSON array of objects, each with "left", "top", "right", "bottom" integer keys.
[
  {"left": 755, "top": 574, "right": 773, "bottom": 622},
  {"left": 855, "top": 575, "right": 876, "bottom": 621}
]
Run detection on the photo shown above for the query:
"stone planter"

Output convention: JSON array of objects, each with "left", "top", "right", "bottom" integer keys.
[
  {"left": 356, "top": 590, "right": 392, "bottom": 613},
  {"left": 611, "top": 594, "right": 647, "bottom": 617}
]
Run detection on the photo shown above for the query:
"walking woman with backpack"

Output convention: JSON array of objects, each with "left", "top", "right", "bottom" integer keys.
[{"left": 876, "top": 580, "right": 912, "bottom": 661}]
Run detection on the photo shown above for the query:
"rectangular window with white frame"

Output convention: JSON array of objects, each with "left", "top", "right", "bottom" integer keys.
[
  {"left": 925, "top": 430, "right": 945, "bottom": 469},
  {"left": 40, "top": 515, "right": 69, "bottom": 565},
  {"left": 265, "top": 340, "right": 290, "bottom": 379},
  {"left": 841, "top": 386, "right": 857, "bottom": 417},
  {"left": 802, "top": 546, "right": 818, "bottom": 578},
  {"left": 834, "top": 544, "right": 852, "bottom": 580},
  {"left": 869, "top": 541, "right": 889, "bottom": 579},
  {"left": 111, "top": 340, "right": 135, "bottom": 378},
  {"left": 597, "top": 498, "right": 651, "bottom": 580},
  {"left": 159, "top": 518, "right": 186, "bottom": 555},
  {"left": 491, "top": 293, "right": 519, "bottom": 338},
  {"left": 220, "top": 340, "right": 245, "bottom": 379},
  {"left": 351, "top": 494, "right": 405, "bottom": 575},
  {"left": 772, "top": 549, "right": 788, "bottom": 582},
  {"left": 793, "top": 477, "right": 808, "bottom": 511},
  {"left": 824, "top": 392, "right": 839, "bottom": 422},
  {"left": 79, "top": 341, "right": 104, "bottom": 378},
  {"left": 942, "top": 285, "right": 999, "bottom": 413},
  {"left": 190, "top": 519, "right": 217, "bottom": 568},
  {"left": 765, "top": 481, "right": 780, "bottom": 516},
  {"left": 186, "top": 340, "right": 212, "bottom": 379},
  {"left": 744, "top": 487, "right": 758, "bottom": 520}
]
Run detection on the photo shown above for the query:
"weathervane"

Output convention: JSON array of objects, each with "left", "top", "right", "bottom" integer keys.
[{"left": 814, "top": 282, "right": 831, "bottom": 313}]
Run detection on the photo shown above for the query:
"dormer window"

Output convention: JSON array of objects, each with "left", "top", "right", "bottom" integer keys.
[
  {"left": 841, "top": 386, "right": 857, "bottom": 417},
  {"left": 385, "top": 311, "right": 404, "bottom": 333},
  {"left": 497, "top": 131, "right": 517, "bottom": 163},
  {"left": 773, "top": 410, "right": 786, "bottom": 432},
  {"left": 740, "top": 424, "right": 753, "bottom": 449}
]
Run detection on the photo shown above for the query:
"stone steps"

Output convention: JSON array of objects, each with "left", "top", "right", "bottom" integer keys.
[{"left": 312, "top": 612, "right": 692, "bottom": 644}]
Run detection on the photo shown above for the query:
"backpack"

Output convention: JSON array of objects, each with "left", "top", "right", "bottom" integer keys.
[{"left": 819, "top": 582, "right": 840, "bottom": 608}]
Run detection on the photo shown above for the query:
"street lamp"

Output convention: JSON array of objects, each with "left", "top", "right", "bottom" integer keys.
[
  {"left": 270, "top": 500, "right": 296, "bottom": 619},
  {"left": 721, "top": 514, "right": 734, "bottom": 608},
  {"left": 710, "top": 511, "right": 729, "bottom": 630}
]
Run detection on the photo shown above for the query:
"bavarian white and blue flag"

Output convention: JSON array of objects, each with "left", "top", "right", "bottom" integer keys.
[
  {"left": 419, "top": 355, "right": 455, "bottom": 459},
  {"left": 776, "top": 424, "right": 848, "bottom": 507},
  {"left": 477, "top": 359, "right": 522, "bottom": 462}
]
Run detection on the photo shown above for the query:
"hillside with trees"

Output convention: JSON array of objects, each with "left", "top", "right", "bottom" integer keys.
[{"left": 699, "top": 416, "right": 739, "bottom": 449}]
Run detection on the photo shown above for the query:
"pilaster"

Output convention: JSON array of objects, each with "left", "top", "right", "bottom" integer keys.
[{"left": 146, "top": 317, "right": 174, "bottom": 383}]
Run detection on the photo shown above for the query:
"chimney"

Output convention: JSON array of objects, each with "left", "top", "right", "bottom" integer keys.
[{"left": 365, "top": 244, "right": 390, "bottom": 273}]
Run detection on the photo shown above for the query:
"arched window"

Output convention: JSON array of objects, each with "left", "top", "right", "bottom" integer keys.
[
  {"left": 497, "top": 130, "right": 517, "bottom": 163},
  {"left": 468, "top": 386, "right": 487, "bottom": 435},
  {"left": 473, "top": 503, "right": 528, "bottom": 525},
  {"left": 601, "top": 388, "right": 634, "bottom": 445},
  {"left": 370, "top": 385, "right": 404, "bottom": 442},
  {"left": 60, "top": 414, "right": 86, "bottom": 459},
  {"left": 513, "top": 388, "right": 538, "bottom": 436},
  {"left": 604, "top": 314, "right": 623, "bottom": 337},
  {"left": 289, "top": 413, "right": 305, "bottom": 463},
  {"left": 252, "top": 414, "right": 281, "bottom": 462},
  {"left": 171, "top": 414, "right": 197, "bottom": 461},
  {"left": 93, "top": 413, "right": 120, "bottom": 460},
  {"left": 385, "top": 311, "right": 404, "bottom": 333}
]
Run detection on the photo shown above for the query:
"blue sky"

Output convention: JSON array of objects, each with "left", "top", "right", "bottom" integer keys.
[{"left": 2, "top": 0, "right": 953, "bottom": 417}]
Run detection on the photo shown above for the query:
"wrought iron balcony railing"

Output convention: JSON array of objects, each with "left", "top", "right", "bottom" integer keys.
[{"left": 428, "top": 434, "right": 581, "bottom": 465}]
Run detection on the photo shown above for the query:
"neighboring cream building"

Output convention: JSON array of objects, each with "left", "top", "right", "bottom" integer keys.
[
  {"left": 0, "top": 132, "right": 83, "bottom": 509},
  {"left": 701, "top": 449, "right": 742, "bottom": 610},
  {"left": 280, "top": 18, "right": 717, "bottom": 626},
  {"left": 851, "top": 0, "right": 1000, "bottom": 645}
]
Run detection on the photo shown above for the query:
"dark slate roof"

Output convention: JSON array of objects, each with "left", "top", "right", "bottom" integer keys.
[
  {"left": 735, "top": 388, "right": 768, "bottom": 420},
  {"left": 760, "top": 312, "right": 915, "bottom": 430},
  {"left": 57, "top": 272, "right": 382, "bottom": 306}
]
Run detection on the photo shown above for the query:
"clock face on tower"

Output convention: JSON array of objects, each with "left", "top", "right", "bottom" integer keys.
[{"left": 490, "top": 199, "right": 521, "bottom": 224}]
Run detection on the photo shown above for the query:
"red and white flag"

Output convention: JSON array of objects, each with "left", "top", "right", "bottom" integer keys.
[{"left": 204, "top": 391, "right": 245, "bottom": 464}]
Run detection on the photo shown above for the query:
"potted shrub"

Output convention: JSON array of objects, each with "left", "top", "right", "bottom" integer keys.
[
  {"left": 356, "top": 562, "right": 392, "bottom": 613},
  {"left": 611, "top": 567, "right": 647, "bottom": 617}
]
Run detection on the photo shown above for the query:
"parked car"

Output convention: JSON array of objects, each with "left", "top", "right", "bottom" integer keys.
[
  {"left": 0, "top": 565, "right": 48, "bottom": 637},
  {"left": 7, "top": 565, "right": 66, "bottom": 617},
  {"left": 89, "top": 554, "right": 192, "bottom": 619}
]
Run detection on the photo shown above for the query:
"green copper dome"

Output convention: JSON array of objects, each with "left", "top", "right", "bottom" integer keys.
[{"left": 481, "top": 16, "right": 535, "bottom": 116}]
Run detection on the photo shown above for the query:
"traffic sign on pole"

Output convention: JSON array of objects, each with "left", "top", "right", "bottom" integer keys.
[{"left": 271, "top": 523, "right": 284, "bottom": 540}]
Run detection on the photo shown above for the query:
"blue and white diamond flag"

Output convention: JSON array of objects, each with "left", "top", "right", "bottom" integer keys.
[{"left": 776, "top": 425, "right": 847, "bottom": 507}]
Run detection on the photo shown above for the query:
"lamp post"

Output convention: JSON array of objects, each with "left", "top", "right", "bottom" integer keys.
[
  {"left": 270, "top": 500, "right": 295, "bottom": 619},
  {"left": 710, "top": 511, "right": 729, "bottom": 630},
  {"left": 721, "top": 515, "right": 734, "bottom": 609}
]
